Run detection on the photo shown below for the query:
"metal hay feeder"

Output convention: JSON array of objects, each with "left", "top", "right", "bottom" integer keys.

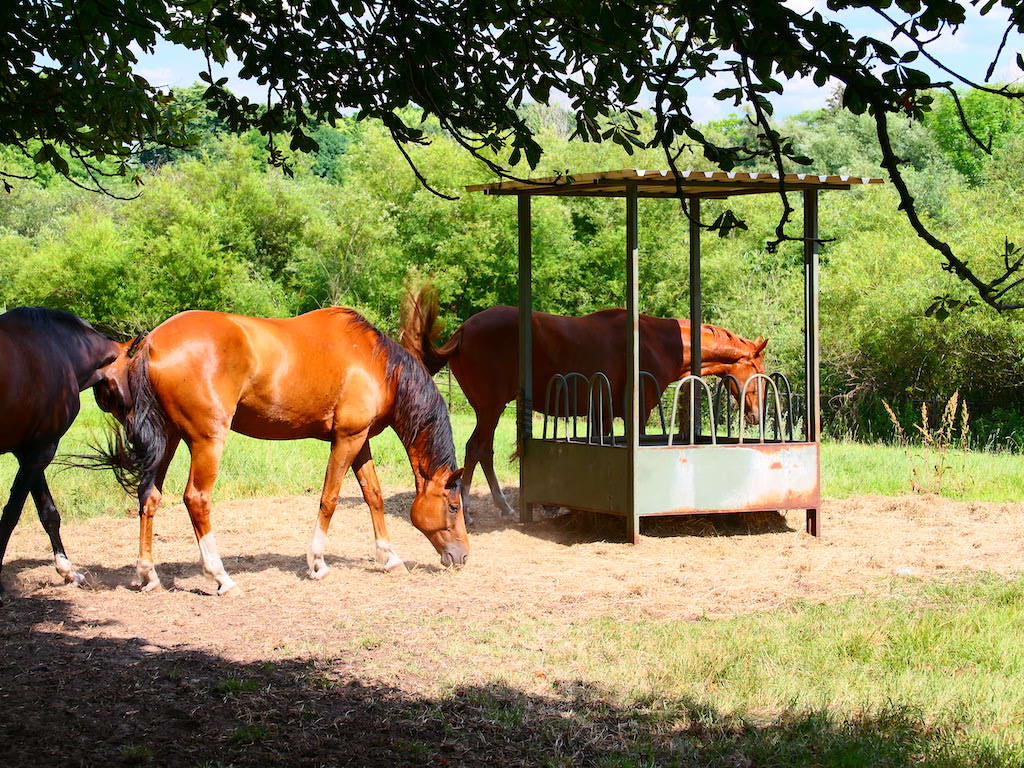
[{"left": 466, "top": 169, "right": 883, "bottom": 542}]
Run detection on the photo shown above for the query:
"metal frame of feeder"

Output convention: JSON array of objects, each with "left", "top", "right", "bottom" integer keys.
[{"left": 467, "top": 170, "right": 883, "bottom": 542}]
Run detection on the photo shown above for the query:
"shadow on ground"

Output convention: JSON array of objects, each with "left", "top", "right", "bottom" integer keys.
[
  {"left": 1, "top": 596, "right": 1008, "bottom": 768},
  {"left": 1, "top": 551, "right": 382, "bottom": 593},
  {"left": 362, "top": 489, "right": 794, "bottom": 546}
]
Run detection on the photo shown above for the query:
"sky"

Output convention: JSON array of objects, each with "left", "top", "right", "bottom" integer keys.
[{"left": 133, "top": 1, "right": 1023, "bottom": 122}]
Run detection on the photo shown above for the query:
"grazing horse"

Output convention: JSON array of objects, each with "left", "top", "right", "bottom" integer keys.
[
  {"left": 400, "top": 286, "right": 768, "bottom": 519},
  {"left": 91, "top": 308, "right": 468, "bottom": 595},
  {"left": 0, "top": 308, "right": 121, "bottom": 594}
]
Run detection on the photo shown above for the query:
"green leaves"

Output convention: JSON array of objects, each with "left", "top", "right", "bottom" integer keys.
[{"left": 925, "top": 295, "right": 979, "bottom": 321}]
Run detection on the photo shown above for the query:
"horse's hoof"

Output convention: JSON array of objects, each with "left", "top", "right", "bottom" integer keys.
[
  {"left": 65, "top": 571, "right": 87, "bottom": 588},
  {"left": 308, "top": 566, "right": 331, "bottom": 581},
  {"left": 386, "top": 561, "right": 409, "bottom": 575},
  {"left": 140, "top": 580, "right": 164, "bottom": 594},
  {"left": 218, "top": 583, "right": 243, "bottom": 597}
]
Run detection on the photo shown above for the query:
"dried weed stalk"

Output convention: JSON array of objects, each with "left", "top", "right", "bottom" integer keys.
[{"left": 884, "top": 392, "right": 972, "bottom": 496}]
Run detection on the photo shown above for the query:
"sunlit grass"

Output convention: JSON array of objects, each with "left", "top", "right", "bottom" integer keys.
[{"left": 2, "top": 393, "right": 1023, "bottom": 522}]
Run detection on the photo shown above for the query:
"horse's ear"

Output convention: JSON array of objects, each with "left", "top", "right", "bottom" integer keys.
[
  {"left": 754, "top": 336, "right": 768, "bottom": 356},
  {"left": 445, "top": 468, "right": 464, "bottom": 490}
]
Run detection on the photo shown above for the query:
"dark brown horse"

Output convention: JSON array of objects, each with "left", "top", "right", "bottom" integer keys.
[
  {"left": 400, "top": 286, "right": 768, "bottom": 518},
  {"left": 92, "top": 308, "right": 467, "bottom": 595},
  {"left": 0, "top": 308, "right": 121, "bottom": 595}
]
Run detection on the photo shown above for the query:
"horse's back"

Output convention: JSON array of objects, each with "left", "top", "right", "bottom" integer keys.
[
  {"left": 449, "top": 306, "right": 681, "bottom": 413},
  {"left": 144, "top": 308, "right": 386, "bottom": 439},
  {"left": 0, "top": 312, "right": 80, "bottom": 453}
]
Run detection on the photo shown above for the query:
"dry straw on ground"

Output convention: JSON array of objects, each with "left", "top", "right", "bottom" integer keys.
[{"left": 4, "top": 487, "right": 1023, "bottom": 668}]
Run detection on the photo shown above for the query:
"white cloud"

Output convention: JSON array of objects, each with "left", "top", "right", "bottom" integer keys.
[
  {"left": 137, "top": 67, "right": 177, "bottom": 88},
  {"left": 688, "top": 95, "right": 732, "bottom": 122},
  {"left": 784, "top": 0, "right": 820, "bottom": 15}
]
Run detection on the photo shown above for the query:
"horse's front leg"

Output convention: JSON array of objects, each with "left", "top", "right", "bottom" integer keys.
[
  {"left": 307, "top": 433, "right": 366, "bottom": 580},
  {"left": 182, "top": 436, "right": 236, "bottom": 595},
  {"left": 351, "top": 443, "right": 406, "bottom": 573}
]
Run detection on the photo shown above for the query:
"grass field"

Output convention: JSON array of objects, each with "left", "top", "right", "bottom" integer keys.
[{"left": 2, "top": 393, "right": 1023, "bottom": 521}]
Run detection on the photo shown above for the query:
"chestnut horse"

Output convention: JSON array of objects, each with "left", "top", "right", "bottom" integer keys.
[
  {"left": 0, "top": 308, "right": 121, "bottom": 594},
  {"left": 92, "top": 308, "right": 467, "bottom": 595},
  {"left": 401, "top": 286, "right": 768, "bottom": 518}
]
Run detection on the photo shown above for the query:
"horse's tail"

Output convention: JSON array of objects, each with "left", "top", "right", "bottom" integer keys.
[
  {"left": 398, "top": 282, "right": 461, "bottom": 375},
  {"left": 79, "top": 347, "right": 168, "bottom": 494}
]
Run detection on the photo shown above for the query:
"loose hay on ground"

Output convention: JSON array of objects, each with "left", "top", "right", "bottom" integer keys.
[{"left": 4, "top": 488, "right": 1022, "bottom": 656}]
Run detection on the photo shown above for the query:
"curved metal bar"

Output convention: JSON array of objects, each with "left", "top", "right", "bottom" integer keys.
[
  {"left": 542, "top": 374, "right": 570, "bottom": 441},
  {"left": 564, "top": 372, "right": 589, "bottom": 440},
  {"left": 544, "top": 373, "right": 596, "bottom": 441},
  {"left": 587, "top": 372, "right": 615, "bottom": 446},
  {"left": 542, "top": 374, "right": 560, "bottom": 439},
  {"left": 667, "top": 375, "right": 718, "bottom": 446},
  {"left": 713, "top": 373, "right": 740, "bottom": 439},
  {"left": 770, "top": 372, "right": 795, "bottom": 442},
  {"left": 636, "top": 370, "right": 667, "bottom": 437},
  {"left": 738, "top": 373, "right": 785, "bottom": 444}
]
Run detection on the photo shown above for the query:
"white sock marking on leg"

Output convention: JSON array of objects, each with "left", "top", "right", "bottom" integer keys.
[
  {"left": 198, "top": 532, "right": 235, "bottom": 593},
  {"left": 54, "top": 554, "right": 85, "bottom": 585},
  {"left": 375, "top": 539, "right": 404, "bottom": 570},
  {"left": 307, "top": 525, "right": 330, "bottom": 578}
]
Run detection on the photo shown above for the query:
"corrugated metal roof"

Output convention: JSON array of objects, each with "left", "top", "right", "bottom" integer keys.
[{"left": 465, "top": 169, "right": 884, "bottom": 198}]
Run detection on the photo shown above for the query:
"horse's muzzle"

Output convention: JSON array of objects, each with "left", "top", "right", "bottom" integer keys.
[{"left": 441, "top": 545, "right": 468, "bottom": 568}]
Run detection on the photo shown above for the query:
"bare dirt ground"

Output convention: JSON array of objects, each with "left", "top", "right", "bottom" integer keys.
[{"left": 2, "top": 490, "right": 1022, "bottom": 766}]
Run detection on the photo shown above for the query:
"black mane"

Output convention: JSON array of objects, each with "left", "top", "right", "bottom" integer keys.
[
  {"left": 3, "top": 307, "right": 110, "bottom": 340},
  {"left": 343, "top": 310, "right": 457, "bottom": 474}
]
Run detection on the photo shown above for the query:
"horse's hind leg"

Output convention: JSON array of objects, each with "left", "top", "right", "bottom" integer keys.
[
  {"left": 0, "top": 461, "right": 36, "bottom": 595},
  {"left": 477, "top": 411, "right": 514, "bottom": 518},
  {"left": 465, "top": 406, "right": 513, "bottom": 519},
  {"left": 351, "top": 442, "right": 406, "bottom": 573},
  {"left": 307, "top": 432, "right": 367, "bottom": 580},
  {"left": 133, "top": 433, "right": 180, "bottom": 592},
  {"left": 460, "top": 421, "right": 483, "bottom": 526},
  {"left": 182, "top": 436, "right": 236, "bottom": 595},
  {"left": 31, "top": 471, "right": 84, "bottom": 587}
]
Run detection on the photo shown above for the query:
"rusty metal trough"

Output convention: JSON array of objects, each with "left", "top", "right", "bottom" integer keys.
[{"left": 467, "top": 170, "right": 883, "bottom": 542}]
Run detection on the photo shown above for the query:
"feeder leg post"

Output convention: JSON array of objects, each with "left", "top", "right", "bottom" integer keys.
[
  {"left": 689, "top": 196, "right": 702, "bottom": 440},
  {"left": 803, "top": 189, "right": 821, "bottom": 537},
  {"left": 518, "top": 193, "right": 534, "bottom": 523},
  {"left": 625, "top": 182, "right": 640, "bottom": 544},
  {"left": 806, "top": 509, "right": 818, "bottom": 536}
]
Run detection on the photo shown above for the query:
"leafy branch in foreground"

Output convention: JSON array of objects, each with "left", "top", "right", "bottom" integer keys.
[{"left": 3, "top": 1, "right": 1024, "bottom": 307}]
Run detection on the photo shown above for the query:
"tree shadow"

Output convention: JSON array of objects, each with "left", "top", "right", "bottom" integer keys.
[
  {"left": 1, "top": 549, "right": 450, "bottom": 596},
  {"left": 0, "top": 596, "right": 1010, "bottom": 768}
]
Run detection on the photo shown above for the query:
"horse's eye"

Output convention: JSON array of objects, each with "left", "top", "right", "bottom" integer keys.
[{"left": 448, "top": 503, "right": 458, "bottom": 516}]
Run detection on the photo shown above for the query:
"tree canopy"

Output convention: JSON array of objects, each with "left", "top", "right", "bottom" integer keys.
[{"left": 3, "top": 0, "right": 1024, "bottom": 307}]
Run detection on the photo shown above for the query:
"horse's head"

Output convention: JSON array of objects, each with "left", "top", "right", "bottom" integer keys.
[
  {"left": 411, "top": 466, "right": 469, "bottom": 567},
  {"left": 92, "top": 339, "right": 136, "bottom": 421},
  {"left": 712, "top": 336, "right": 769, "bottom": 425}
]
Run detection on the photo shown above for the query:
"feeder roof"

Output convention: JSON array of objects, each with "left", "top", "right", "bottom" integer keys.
[{"left": 465, "top": 169, "right": 884, "bottom": 198}]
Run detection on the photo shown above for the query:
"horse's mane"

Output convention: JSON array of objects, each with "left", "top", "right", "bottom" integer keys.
[
  {"left": 702, "top": 323, "right": 757, "bottom": 360},
  {"left": 341, "top": 309, "right": 458, "bottom": 473},
  {"left": 3, "top": 306, "right": 111, "bottom": 340}
]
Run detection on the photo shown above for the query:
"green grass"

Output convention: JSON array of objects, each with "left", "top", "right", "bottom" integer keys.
[
  {"left": 439, "top": 576, "right": 1024, "bottom": 766},
  {"left": 0, "top": 393, "right": 515, "bottom": 521},
  {"left": 821, "top": 437, "right": 1024, "bottom": 501},
  {"left": 1, "top": 393, "right": 1022, "bottom": 521}
]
